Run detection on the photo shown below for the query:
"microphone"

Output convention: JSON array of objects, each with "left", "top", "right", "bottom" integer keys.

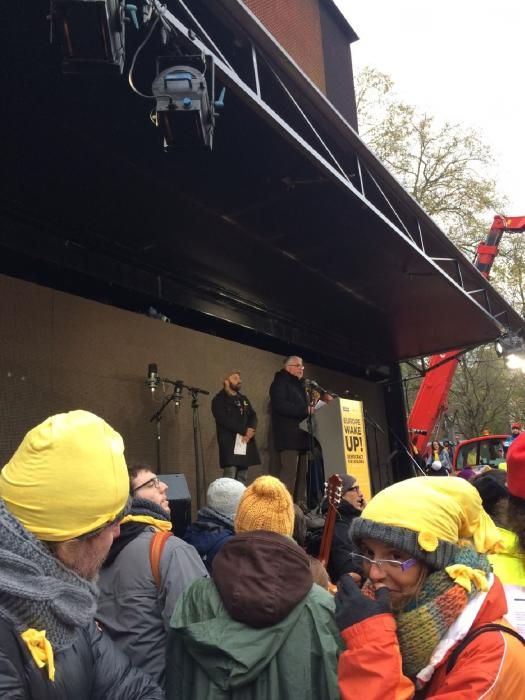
[
  {"left": 304, "top": 378, "right": 327, "bottom": 394},
  {"left": 147, "top": 363, "right": 159, "bottom": 393},
  {"left": 174, "top": 380, "right": 184, "bottom": 409},
  {"left": 343, "top": 390, "right": 361, "bottom": 400}
]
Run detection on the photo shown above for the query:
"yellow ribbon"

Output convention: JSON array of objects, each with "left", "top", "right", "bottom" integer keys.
[
  {"left": 119, "top": 514, "right": 172, "bottom": 531},
  {"left": 445, "top": 564, "right": 489, "bottom": 593},
  {"left": 21, "top": 629, "right": 55, "bottom": 681}
]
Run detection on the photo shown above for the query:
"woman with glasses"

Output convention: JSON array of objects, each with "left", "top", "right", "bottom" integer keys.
[{"left": 335, "top": 477, "right": 525, "bottom": 699}]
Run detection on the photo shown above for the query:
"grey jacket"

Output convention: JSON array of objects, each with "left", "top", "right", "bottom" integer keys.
[{"left": 97, "top": 527, "right": 208, "bottom": 686}]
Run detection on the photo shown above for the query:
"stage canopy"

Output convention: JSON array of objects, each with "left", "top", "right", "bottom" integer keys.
[{"left": 2, "top": 0, "right": 522, "bottom": 376}]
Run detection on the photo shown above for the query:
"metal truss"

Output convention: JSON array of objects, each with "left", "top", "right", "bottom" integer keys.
[{"left": 144, "top": 0, "right": 518, "bottom": 338}]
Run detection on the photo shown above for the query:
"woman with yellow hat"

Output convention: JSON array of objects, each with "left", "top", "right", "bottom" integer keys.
[{"left": 335, "top": 476, "right": 525, "bottom": 699}]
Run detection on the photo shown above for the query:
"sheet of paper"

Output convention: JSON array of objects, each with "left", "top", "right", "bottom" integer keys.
[
  {"left": 234, "top": 433, "right": 247, "bottom": 455},
  {"left": 504, "top": 585, "right": 525, "bottom": 637}
]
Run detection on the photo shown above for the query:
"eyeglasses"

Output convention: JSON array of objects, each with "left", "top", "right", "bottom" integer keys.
[
  {"left": 289, "top": 364, "right": 304, "bottom": 369},
  {"left": 347, "top": 485, "right": 361, "bottom": 492},
  {"left": 350, "top": 553, "right": 417, "bottom": 572},
  {"left": 131, "top": 476, "right": 161, "bottom": 494}
]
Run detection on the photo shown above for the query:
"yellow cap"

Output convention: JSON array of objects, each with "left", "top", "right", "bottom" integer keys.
[
  {"left": 235, "top": 476, "right": 294, "bottom": 536},
  {"left": 0, "top": 410, "right": 129, "bottom": 541},
  {"left": 360, "top": 476, "right": 503, "bottom": 555}
]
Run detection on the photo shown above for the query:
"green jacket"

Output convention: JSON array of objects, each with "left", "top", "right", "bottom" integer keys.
[{"left": 166, "top": 532, "right": 342, "bottom": 700}]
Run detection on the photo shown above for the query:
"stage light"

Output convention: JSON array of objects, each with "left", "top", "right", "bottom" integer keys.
[
  {"left": 51, "top": 0, "right": 126, "bottom": 74},
  {"left": 495, "top": 331, "right": 525, "bottom": 371},
  {"left": 152, "top": 56, "right": 224, "bottom": 150},
  {"left": 495, "top": 332, "right": 525, "bottom": 358}
]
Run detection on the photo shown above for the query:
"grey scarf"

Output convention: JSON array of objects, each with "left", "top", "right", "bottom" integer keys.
[
  {"left": 0, "top": 499, "right": 97, "bottom": 651},
  {"left": 198, "top": 506, "right": 234, "bottom": 529}
]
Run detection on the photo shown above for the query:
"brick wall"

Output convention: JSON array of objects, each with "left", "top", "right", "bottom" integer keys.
[{"left": 243, "top": 0, "right": 327, "bottom": 92}]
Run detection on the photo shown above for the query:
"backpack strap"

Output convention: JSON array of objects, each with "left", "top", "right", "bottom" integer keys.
[
  {"left": 149, "top": 531, "right": 173, "bottom": 587},
  {"left": 446, "top": 622, "right": 525, "bottom": 674}
]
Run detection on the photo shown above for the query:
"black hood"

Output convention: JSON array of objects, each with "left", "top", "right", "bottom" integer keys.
[{"left": 212, "top": 531, "right": 312, "bottom": 628}]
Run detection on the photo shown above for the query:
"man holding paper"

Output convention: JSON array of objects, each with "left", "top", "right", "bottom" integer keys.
[{"left": 211, "top": 370, "right": 260, "bottom": 484}]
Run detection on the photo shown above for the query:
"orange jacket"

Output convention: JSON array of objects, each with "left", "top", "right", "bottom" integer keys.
[{"left": 338, "top": 576, "right": 525, "bottom": 699}]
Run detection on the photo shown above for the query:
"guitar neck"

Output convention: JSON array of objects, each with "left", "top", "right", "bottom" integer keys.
[{"left": 318, "top": 505, "right": 337, "bottom": 567}]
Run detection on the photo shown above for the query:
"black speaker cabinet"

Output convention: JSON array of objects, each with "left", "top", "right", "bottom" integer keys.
[{"left": 162, "top": 473, "right": 192, "bottom": 536}]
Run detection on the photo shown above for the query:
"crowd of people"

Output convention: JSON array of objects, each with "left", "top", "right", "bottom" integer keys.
[{"left": 2, "top": 405, "right": 525, "bottom": 698}]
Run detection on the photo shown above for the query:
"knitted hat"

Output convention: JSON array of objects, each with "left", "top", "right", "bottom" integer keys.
[
  {"left": 350, "top": 476, "right": 503, "bottom": 592},
  {"left": 235, "top": 475, "right": 294, "bottom": 536},
  {"left": 207, "top": 477, "right": 246, "bottom": 521},
  {"left": 0, "top": 410, "right": 129, "bottom": 541},
  {"left": 506, "top": 432, "right": 525, "bottom": 499},
  {"left": 339, "top": 473, "right": 357, "bottom": 495}
]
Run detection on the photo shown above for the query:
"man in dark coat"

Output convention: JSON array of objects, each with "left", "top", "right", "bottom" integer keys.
[
  {"left": 0, "top": 410, "right": 163, "bottom": 700},
  {"left": 211, "top": 370, "right": 260, "bottom": 483},
  {"left": 269, "top": 356, "right": 310, "bottom": 502},
  {"left": 326, "top": 474, "right": 366, "bottom": 584}
]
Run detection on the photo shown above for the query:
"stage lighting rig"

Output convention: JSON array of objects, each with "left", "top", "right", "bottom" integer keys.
[
  {"left": 495, "top": 331, "right": 525, "bottom": 358},
  {"left": 495, "top": 330, "right": 525, "bottom": 372},
  {"left": 51, "top": 0, "right": 127, "bottom": 74},
  {"left": 151, "top": 54, "right": 225, "bottom": 150}
]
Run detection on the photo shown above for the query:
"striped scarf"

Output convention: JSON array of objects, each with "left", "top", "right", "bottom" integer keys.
[{"left": 394, "top": 544, "right": 491, "bottom": 679}]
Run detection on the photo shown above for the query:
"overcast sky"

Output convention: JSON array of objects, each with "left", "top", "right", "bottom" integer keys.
[{"left": 334, "top": 0, "right": 524, "bottom": 214}]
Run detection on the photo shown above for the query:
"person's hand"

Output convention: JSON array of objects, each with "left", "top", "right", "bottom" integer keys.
[
  {"left": 335, "top": 575, "right": 391, "bottom": 631},
  {"left": 246, "top": 428, "right": 256, "bottom": 441}
]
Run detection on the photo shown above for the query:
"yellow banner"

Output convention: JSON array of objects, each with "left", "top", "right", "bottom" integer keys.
[{"left": 339, "top": 399, "right": 372, "bottom": 501}]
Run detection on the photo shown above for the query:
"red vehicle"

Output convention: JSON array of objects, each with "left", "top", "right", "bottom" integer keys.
[
  {"left": 408, "top": 215, "right": 525, "bottom": 457},
  {"left": 452, "top": 434, "right": 508, "bottom": 473}
]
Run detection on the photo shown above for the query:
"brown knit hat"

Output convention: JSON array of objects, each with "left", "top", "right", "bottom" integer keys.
[{"left": 234, "top": 476, "right": 294, "bottom": 536}]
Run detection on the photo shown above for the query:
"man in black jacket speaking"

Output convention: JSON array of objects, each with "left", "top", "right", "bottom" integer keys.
[
  {"left": 211, "top": 370, "right": 260, "bottom": 484},
  {"left": 270, "top": 356, "right": 311, "bottom": 503}
]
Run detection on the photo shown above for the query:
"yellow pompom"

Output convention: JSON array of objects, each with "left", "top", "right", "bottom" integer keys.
[
  {"left": 445, "top": 564, "right": 489, "bottom": 593},
  {"left": 418, "top": 531, "right": 439, "bottom": 552}
]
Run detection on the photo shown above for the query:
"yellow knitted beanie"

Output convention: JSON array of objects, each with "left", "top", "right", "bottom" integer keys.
[
  {"left": 234, "top": 475, "right": 294, "bottom": 536},
  {"left": 0, "top": 410, "right": 129, "bottom": 541}
]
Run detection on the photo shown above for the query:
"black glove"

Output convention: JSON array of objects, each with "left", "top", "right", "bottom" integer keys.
[{"left": 335, "top": 575, "right": 391, "bottom": 631}]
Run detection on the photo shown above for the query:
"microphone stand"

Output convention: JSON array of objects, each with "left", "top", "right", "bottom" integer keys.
[
  {"left": 149, "top": 384, "right": 180, "bottom": 475},
  {"left": 363, "top": 409, "right": 424, "bottom": 479},
  {"left": 186, "top": 385, "right": 209, "bottom": 510},
  {"left": 305, "top": 384, "right": 323, "bottom": 509},
  {"left": 149, "top": 376, "right": 209, "bottom": 505}
]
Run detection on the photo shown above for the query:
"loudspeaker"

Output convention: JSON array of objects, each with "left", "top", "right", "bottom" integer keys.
[{"left": 162, "top": 473, "right": 192, "bottom": 536}]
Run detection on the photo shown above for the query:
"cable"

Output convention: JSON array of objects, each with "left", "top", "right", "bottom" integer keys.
[{"left": 128, "top": 17, "right": 160, "bottom": 99}]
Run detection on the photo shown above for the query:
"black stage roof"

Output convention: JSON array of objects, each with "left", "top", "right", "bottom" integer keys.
[{"left": 2, "top": 0, "right": 522, "bottom": 374}]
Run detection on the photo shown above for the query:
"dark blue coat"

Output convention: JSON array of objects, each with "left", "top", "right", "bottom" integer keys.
[{"left": 183, "top": 512, "right": 234, "bottom": 573}]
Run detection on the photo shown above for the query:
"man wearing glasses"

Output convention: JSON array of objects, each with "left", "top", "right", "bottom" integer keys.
[
  {"left": 97, "top": 463, "right": 207, "bottom": 687},
  {"left": 269, "top": 356, "right": 311, "bottom": 503},
  {"left": 325, "top": 474, "right": 366, "bottom": 584}
]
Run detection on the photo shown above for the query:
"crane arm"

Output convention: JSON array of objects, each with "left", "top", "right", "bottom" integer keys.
[{"left": 408, "top": 215, "right": 525, "bottom": 453}]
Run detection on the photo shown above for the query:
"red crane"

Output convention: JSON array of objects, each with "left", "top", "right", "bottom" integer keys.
[{"left": 408, "top": 215, "right": 525, "bottom": 455}]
